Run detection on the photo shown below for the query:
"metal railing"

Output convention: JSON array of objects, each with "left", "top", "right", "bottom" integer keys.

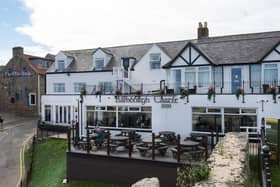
[{"left": 78, "top": 80, "right": 280, "bottom": 96}]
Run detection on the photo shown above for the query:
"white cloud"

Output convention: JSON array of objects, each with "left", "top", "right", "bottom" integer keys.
[{"left": 16, "top": 0, "right": 280, "bottom": 52}]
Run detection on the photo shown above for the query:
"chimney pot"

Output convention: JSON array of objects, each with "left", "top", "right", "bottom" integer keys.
[
  {"left": 13, "top": 47, "right": 24, "bottom": 57},
  {"left": 197, "top": 21, "right": 209, "bottom": 40}
]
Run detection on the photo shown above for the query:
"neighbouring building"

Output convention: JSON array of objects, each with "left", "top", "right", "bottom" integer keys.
[
  {"left": 41, "top": 23, "right": 280, "bottom": 138},
  {"left": 0, "top": 47, "right": 54, "bottom": 116}
]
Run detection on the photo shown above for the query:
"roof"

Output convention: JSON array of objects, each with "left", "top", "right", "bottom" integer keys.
[{"left": 47, "top": 30, "right": 280, "bottom": 72}]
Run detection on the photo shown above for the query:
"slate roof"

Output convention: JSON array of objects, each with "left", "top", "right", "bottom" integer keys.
[{"left": 47, "top": 31, "right": 280, "bottom": 72}]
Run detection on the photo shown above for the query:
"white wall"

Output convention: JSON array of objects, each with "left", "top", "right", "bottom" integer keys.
[
  {"left": 263, "top": 44, "right": 280, "bottom": 61},
  {"left": 46, "top": 71, "right": 113, "bottom": 94},
  {"left": 132, "top": 44, "right": 170, "bottom": 86},
  {"left": 41, "top": 94, "right": 280, "bottom": 139}
]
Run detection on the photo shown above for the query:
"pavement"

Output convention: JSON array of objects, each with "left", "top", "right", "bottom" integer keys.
[{"left": 0, "top": 113, "right": 37, "bottom": 187}]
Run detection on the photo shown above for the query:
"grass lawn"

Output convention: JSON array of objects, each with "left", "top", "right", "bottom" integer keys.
[
  {"left": 248, "top": 155, "right": 280, "bottom": 187},
  {"left": 28, "top": 139, "right": 122, "bottom": 187}
]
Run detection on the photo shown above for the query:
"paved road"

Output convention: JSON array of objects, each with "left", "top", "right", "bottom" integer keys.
[{"left": 0, "top": 114, "right": 37, "bottom": 187}]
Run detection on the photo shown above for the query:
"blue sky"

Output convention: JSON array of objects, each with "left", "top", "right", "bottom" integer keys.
[
  {"left": 0, "top": 0, "right": 279, "bottom": 65},
  {"left": 0, "top": 0, "right": 35, "bottom": 64}
]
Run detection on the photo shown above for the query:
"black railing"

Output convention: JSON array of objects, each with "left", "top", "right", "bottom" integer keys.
[
  {"left": 259, "top": 125, "right": 272, "bottom": 187},
  {"left": 79, "top": 80, "right": 280, "bottom": 96}
]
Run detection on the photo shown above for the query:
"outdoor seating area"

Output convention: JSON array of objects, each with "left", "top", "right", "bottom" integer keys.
[{"left": 69, "top": 128, "right": 212, "bottom": 163}]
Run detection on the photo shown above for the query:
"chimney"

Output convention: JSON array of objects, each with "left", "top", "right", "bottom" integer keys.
[
  {"left": 13, "top": 47, "right": 24, "bottom": 57},
  {"left": 197, "top": 22, "right": 209, "bottom": 40}
]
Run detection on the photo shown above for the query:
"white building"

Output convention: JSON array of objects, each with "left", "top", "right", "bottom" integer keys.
[{"left": 41, "top": 23, "right": 280, "bottom": 138}]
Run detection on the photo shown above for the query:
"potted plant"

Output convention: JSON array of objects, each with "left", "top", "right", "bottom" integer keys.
[
  {"left": 135, "top": 90, "right": 142, "bottom": 95},
  {"left": 95, "top": 90, "right": 102, "bottom": 95},
  {"left": 80, "top": 87, "right": 87, "bottom": 95},
  {"left": 207, "top": 86, "right": 215, "bottom": 101},
  {"left": 159, "top": 87, "right": 165, "bottom": 95},
  {"left": 115, "top": 88, "right": 122, "bottom": 95},
  {"left": 267, "top": 86, "right": 277, "bottom": 102},
  {"left": 235, "top": 87, "right": 244, "bottom": 100},
  {"left": 180, "top": 87, "right": 189, "bottom": 98}
]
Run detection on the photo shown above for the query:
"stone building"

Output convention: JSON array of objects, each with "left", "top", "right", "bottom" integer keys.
[{"left": 0, "top": 47, "right": 54, "bottom": 116}]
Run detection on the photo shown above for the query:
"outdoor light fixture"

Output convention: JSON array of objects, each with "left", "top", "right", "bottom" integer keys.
[{"left": 257, "top": 99, "right": 269, "bottom": 112}]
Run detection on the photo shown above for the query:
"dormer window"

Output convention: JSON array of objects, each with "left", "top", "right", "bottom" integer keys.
[
  {"left": 95, "top": 58, "right": 104, "bottom": 70},
  {"left": 57, "top": 60, "right": 65, "bottom": 72},
  {"left": 150, "top": 53, "right": 161, "bottom": 69}
]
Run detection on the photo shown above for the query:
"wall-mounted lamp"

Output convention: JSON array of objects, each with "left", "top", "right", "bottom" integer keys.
[{"left": 257, "top": 99, "right": 269, "bottom": 112}]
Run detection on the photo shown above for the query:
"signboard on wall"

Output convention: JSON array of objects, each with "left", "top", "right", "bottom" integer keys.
[
  {"left": 4, "top": 71, "right": 32, "bottom": 77},
  {"left": 115, "top": 95, "right": 178, "bottom": 105}
]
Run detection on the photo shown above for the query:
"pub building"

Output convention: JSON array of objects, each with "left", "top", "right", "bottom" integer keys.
[
  {"left": 41, "top": 24, "right": 280, "bottom": 138},
  {"left": 0, "top": 47, "right": 54, "bottom": 116}
]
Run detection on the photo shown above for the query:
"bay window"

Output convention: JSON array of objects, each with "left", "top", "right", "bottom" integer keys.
[
  {"left": 198, "top": 67, "right": 210, "bottom": 87},
  {"left": 185, "top": 67, "right": 196, "bottom": 88},
  {"left": 264, "top": 64, "right": 278, "bottom": 85}
]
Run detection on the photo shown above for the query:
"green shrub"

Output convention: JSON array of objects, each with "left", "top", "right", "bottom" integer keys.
[{"left": 176, "top": 162, "right": 211, "bottom": 187}]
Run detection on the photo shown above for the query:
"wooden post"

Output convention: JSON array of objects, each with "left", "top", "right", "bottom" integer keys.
[
  {"left": 215, "top": 126, "right": 219, "bottom": 144},
  {"left": 278, "top": 119, "right": 280, "bottom": 165},
  {"left": 67, "top": 127, "right": 71, "bottom": 152},
  {"left": 204, "top": 135, "right": 208, "bottom": 161},
  {"left": 242, "top": 80, "right": 245, "bottom": 103},
  {"left": 152, "top": 133, "right": 155, "bottom": 160},
  {"left": 107, "top": 131, "right": 111, "bottom": 156},
  {"left": 86, "top": 127, "right": 90, "bottom": 154},
  {"left": 211, "top": 130, "right": 214, "bottom": 151},
  {"left": 177, "top": 134, "right": 181, "bottom": 163},
  {"left": 128, "top": 132, "right": 132, "bottom": 158}
]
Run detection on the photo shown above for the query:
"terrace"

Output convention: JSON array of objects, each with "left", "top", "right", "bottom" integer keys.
[{"left": 82, "top": 80, "right": 280, "bottom": 96}]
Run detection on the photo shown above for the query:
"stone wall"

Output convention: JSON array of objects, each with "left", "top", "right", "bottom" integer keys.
[{"left": 194, "top": 132, "right": 249, "bottom": 187}]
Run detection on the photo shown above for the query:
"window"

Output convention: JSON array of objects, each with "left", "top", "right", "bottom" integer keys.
[
  {"left": 54, "top": 83, "right": 65, "bottom": 92},
  {"left": 44, "top": 105, "right": 51, "bottom": 122},
  {"left": 198, "top": 67, "right": 210, "bottom": 87},
  {"left": 214, "top": 66, "right": 223, "bottom": 88},
  {"left": 86, "top": 105, "right": 152, "bottom": 129},
  {"left": 99, "top": 82, "right": 113, "bottom": 94},
  {"left": 74, "top": 82, "right": 86, "bottom": 93},
  {"left": 150, "top": 53, "right": 161, "bottom": 69},
  {"left": 95, "top": 58, "right": 104, "bottom": 70},
  {"left": 250, "top": 64, "right": 261, "bottom": 88},
  {"left": 185, "top": 67, "right": 196, "bottom": 87},
  {"left": 57, "top": 60, "right": 65, "bottom": 72},
  {"left": 29, "top": 93, "right": 36, "bottom": 105},
  {"left": 264, "top": 64, "right": 278, "bottom": 84}
]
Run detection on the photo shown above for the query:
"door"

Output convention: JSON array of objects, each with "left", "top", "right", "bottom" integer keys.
[
  {"left": 174, "top": 69, "right": 181, "bottom": 93},
  {"left": 231, "top": 68, "right": 241, "bottom": 93}
]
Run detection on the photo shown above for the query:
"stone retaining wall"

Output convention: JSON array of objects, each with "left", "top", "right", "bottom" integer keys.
[{"left": 194, "top": 132, "right": 249, "bottom": 187}]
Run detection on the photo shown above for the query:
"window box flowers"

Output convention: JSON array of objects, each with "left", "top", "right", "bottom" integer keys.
[
  {"left": 207, "top": 86, "right": 215, "bottom": 101},
  {"left": 235, "top": 87, "right": 244, "bottom": 100},
  {"left": 115, "top": 88, "right": 122, "bottom": 95},
  {"left": 267, "top": 86, "right": 277, "bottom": 102},
  {"left": 180, "top": 87, "right": 189, "bottom": 98},
  {"left": 95, "top": 90, "right": 102, "bottom": 95},
  {"left": 80, "top": 87, "right": 87, "bottom": 95}
]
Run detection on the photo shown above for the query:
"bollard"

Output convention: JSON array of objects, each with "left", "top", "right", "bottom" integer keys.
[
  {"left": 107, "top": 131, "right": 111, "bottom": 156},
  {"left": 177, "top": 134, "right": 181, "bottom": 163},
  {"left": 128, "top": 132, "right": 132, "bottom": 158},
  {"left": 152, "top": 133, "right": 155, "bottom": 160}
]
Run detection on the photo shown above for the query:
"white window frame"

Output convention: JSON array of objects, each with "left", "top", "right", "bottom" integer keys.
[
  {"left": 57, "top": 60, "right": 65, "bottom": 72},
  {"left": 262, "top": 63, "right": 278, "bottom": 84},
  {"left": 74, "top": 82, "right": 86, "bottom": 93},
  {"left": 29, "top": 92, "right": 36, "bottom": 105},
  {"left": 184, "top": 66, "right": 211, "bottom": 87},
  {"left": 54, "top": 83, "right": 65, "bottom": 93},
  {"left": 95, "top": 58, "right": 105, "bottom": 70},
  {"left": 149, "top": 53, "right": 161, "bottom": 70}
]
